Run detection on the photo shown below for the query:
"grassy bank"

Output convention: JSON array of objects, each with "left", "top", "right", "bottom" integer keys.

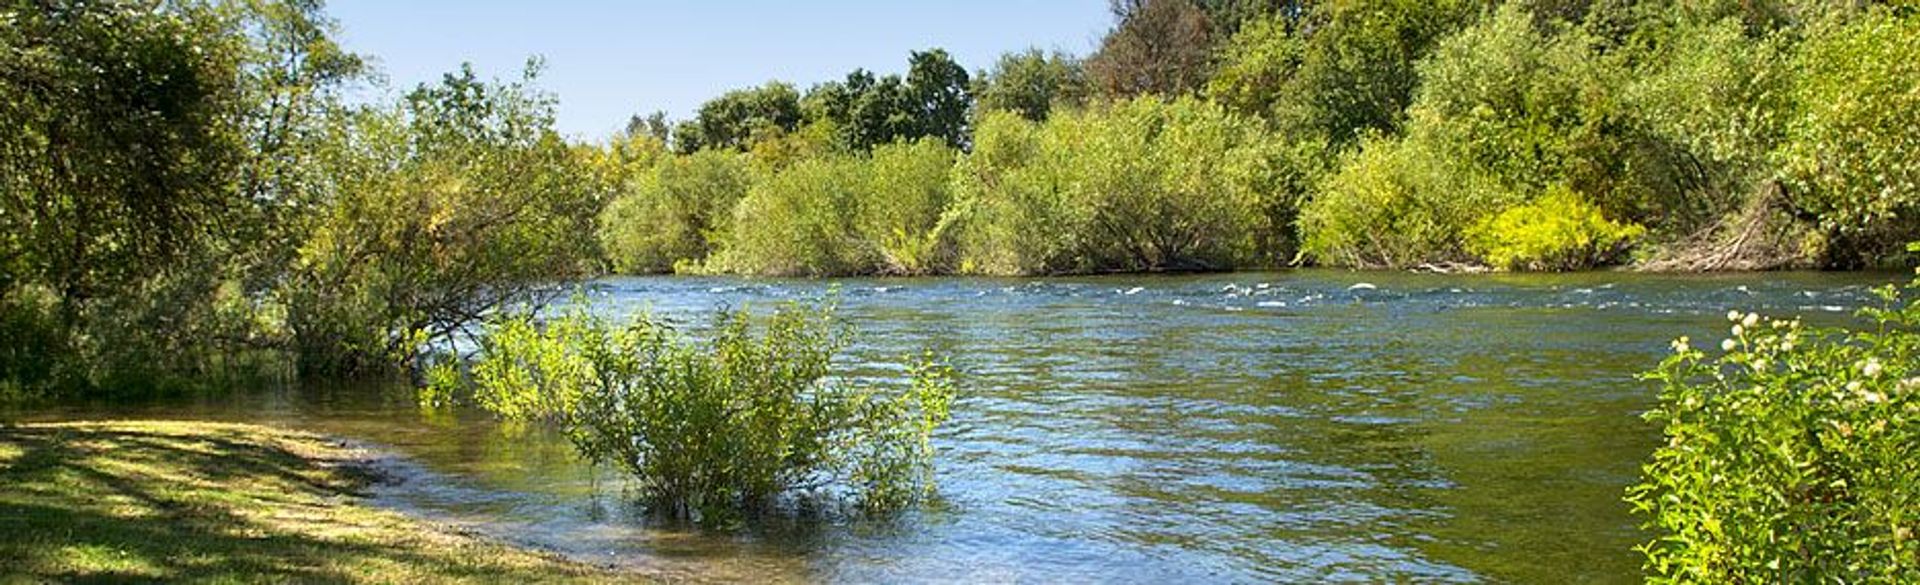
[{"left": 0, "top": 420, "right": 625, "bottom": 583}]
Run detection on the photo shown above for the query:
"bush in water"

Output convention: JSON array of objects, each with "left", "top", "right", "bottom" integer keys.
[
  {"left": 429, "top": 298, "right": 956, "bottom": 523},
  {"left": 1629, "top": 250, "right": 1919, "bottom": 582}
]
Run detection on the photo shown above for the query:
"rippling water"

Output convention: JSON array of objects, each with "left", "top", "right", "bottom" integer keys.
[{"left": 20, "top": 270, "right": 1905, "bottom": 583}]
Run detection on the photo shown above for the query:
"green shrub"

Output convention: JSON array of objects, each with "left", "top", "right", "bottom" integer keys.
[
  {"left": 950, "top": 98, "right": 1278, "bottom": 274},
  {"left": 599, "top": 149, "right": 753, "bottom": 274},
  {"left": 707, "top": 139, "right": 955, "bottom": 276},
  {"left": 857, "top": 139, "right": 959, "bottom": 275},
  {"left": 1300, "top": 134, "right": 1514, "bottom": 268},
  {"left": 1779, "top": 10, "right": 1920, "bottom": 263},
  {"left": 432, "top": 299, "right": 956, "bottom": 523},
  {"left": 708, "top": 154, "right": 873, "bottom": 276},
  {"left": 1467, "top": 186, "right": 1645, "bottom": 271},
  {"left": 1629, "top": 265, "right": 1920, "bottom": 582}
]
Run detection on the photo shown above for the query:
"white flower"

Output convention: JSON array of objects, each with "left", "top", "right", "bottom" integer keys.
[
  {"left": 1847, "top": 380, "right": 1864, "bottom": 393},
  {"left": 1670, "top": 337, "right": 1691, "bottom": 353},
  {"left": 1732, "top": 324, "right": 1745, "bottom": 337},
  {"left": 1742, "top": 312, "right": 1760, "bottom": 328},
  {"left": 1722, "top": 338, "right": 1738, "bottom": 352},
  {"left": 1864, "top": 391, "right": 1886, "bottom": 404},
  {"left": 1727, "top": 310, "right": 1742, "bottom": 322},
  {"left": 1863, "top": 359, "right": 1884, "bottom": 378}
]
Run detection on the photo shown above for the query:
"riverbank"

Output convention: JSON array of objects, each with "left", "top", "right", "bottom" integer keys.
[{"left": 0, "top": 420, "right": 627, "bottom": 583}]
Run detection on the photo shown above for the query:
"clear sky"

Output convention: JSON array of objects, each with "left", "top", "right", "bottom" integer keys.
[{"left": 328, "top": 1, "right": 1114, "bottom": 140}]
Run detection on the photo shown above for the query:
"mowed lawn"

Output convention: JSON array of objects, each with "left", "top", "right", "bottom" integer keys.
[{"left": 0, "top": 420, "right": 629, "bottom": 583}]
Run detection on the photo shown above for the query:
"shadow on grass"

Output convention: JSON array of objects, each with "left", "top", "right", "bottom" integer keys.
[{"left": 0, "top": 424, "right": 594, "bottom": 583}]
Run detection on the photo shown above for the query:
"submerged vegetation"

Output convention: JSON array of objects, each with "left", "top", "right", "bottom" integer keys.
[
  {"left": 427, "top": 300, "right": 957, "bottom": 523},
  {"left": 1631, "top": 257, "right": 1920, "bottom": 582}
]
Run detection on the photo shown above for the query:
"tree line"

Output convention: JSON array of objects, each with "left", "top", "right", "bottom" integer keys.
[
  {"left": 605, "top": 0, "right": 1920, "bottom": 277},
  {"left": 4, "top": 0, "right": 1917, "bottom": 397}
]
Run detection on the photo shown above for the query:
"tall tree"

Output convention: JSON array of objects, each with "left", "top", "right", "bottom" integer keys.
[
  {"left": 905, "top": 48, "right": 972, "bottom": 148},
  {"left": 674, "top": 82, "right": 802, "bottom": 154},
  {"left": 0, "top": 0, "right": 247, "bottom": 324},
  {"left": 974, "top": 49, "right": 1087, "bottom": 122},
  {"left": 1086, "top": 0, "right": 1215, "bottom": 98}
]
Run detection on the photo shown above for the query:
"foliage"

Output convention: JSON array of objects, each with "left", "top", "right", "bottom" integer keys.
[
  {"left": 671, "top": 82, "right": 802, "bottom": 154},
  {"left": 1087, "top": 0, "right": 1215, "bottom": 98},
  {"left": 438, "top": 300, "right": 956, "bottom": 522},
  {"left": 708, "top": 139, "right": 956, "bottom": 276},
  {"left": 599, "top": 149, "right": 752, "bottom": 273},
  {"left": 1207, "top": 0, "right": 1478, "bottom": 148},
  {"left": 1300, "top": 134, "right": 1510, "bottom": 268},
  {"left": 1301, "top": 4, "right": 1667, "bottom": 269},
  {"left": 1777, "top": 9, "right": 1920, "bottom": 264},
  {"left": 973, "top": 48, "right": 1087, "bottom": 122},
  {"left": 856, "top": 139, "right": 960, "bottom": 275},
  {"left": 1467, "top": 186, "right": 1645, "bottom": 271},
  {"left": 286, "top": 64, "right": 604, "bottom": 376},
  {"left": 951, "top": 98, "right": 1279, "bottom": 274},
  {"left": 800, "top": 50, "right": 972, "bottom": 151},
  {"left": 1629, "top": 271, "right": 1920, "bottom": 582},
  {"left": 0, "top": 0, "right": 246, "bottom": 327}
]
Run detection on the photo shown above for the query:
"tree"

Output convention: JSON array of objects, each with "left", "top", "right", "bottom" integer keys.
[
  {"left": 0, "top": 0, "right": 247, "bottom": 326},
  {"left": 1086, "top": 0, "right": 1215, "bottom": 98},
  {"left": 973, "top": 49, "right": 1087, "bottom": 122},
  {"left": 801, "top": 48, "right": 974, "bottom": 152},
  {"left": 1207, "top": 0, "right": 1478, "bottom": 148},
  {"left": 287, "top": 63, "right": 604, "bottom": 376},
  {"left": 905, "top": 49, "right": 972, "bottom": 149},
  {"left": 673, "top": 82, "right": 801, "bottom": 154}
]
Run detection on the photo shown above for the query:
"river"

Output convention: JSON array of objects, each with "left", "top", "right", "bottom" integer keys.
[{"left": 18, "top": 270, "right": 1905, "bottom": 583}]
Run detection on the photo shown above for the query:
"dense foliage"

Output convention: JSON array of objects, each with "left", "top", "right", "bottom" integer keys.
[
  {"left": 7, "top": 0, "right": 1919, "bottom": 401},
  {"left": 429, "top": 300, "right": 956, "bottom": 522},
  {"left": 1630, "top": 260, "right": 1919, "bottom": 582},
  {"left": 286, "top": 64, "right": 604, "bottom": 376}
]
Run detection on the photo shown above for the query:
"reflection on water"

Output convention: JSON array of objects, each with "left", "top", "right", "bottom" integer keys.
[{"left": 15, "top": 270, "right": 1903, "bottom": 583}]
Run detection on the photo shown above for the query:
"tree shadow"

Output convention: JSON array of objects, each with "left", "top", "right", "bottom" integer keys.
[{"left": 0, "top": 424, "right": 593, "bottom": 583}]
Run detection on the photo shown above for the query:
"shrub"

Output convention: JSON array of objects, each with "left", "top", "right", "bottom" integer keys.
[
  {"left": 1299, "top": 134, "right": 1514, "bottom": 268},
  {"left": 1467, "top": 186, "right": 1645, "bottom": 271},
  {"left": 288, "top": 67, "right": 603, "bottom": 376},
  {"left": 1629, "top": 263, "right": 1920, "bottom": 582},
  {"left": 707, "top": 139, "right": 956, "bottom": 276},
  {"left": 432, "top": 299, "right": 956, "bottom": 523},
  {"left": 708, "top": 154, "right": 873, "bottom": 276},
  {"left": 599, "top": 149, "right": 753, "bottom": 274},
  {"left": 857, "top": 139, "right": 959, "bottom": 275},
  {"left": 1778, "top": 10, "right": 1920, "bottom": 264},
  {"left": 950, "top": 98, "right": 1278, "bottom": 274}
]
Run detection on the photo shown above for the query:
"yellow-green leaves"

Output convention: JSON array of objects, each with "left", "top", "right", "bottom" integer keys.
[{"left": 441, "top": 299, "right": 958, "bottom": 524}]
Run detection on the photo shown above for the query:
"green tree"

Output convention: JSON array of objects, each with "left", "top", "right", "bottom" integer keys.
[
  {"left": 673, "top": 82, "right": 802, "bottom": 154},
  {"left": 973, "top": 48, "right": 1087, "bottom": 122},
  {"left": 905, "top": 48, "right": 972, "bottom": 148},
  {"left": 287, "top": 63, "right": 604, "bottom": 376},
  {"left": 1778, "top": 9, "right": 1920, "bottom": 266}
]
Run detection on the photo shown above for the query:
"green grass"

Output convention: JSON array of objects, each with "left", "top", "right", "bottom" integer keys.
[{"left": 0, "top": 420, "right": 629, "bottom": 583}]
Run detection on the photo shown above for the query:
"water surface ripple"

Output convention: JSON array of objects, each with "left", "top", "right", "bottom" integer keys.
[{"left": 29, "top": 270, "right": 1903, "bottom": 583}]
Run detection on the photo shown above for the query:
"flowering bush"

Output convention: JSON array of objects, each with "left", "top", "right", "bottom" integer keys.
[{"left": 1629, "top": 256, "right": 1919, "bottom": 582}]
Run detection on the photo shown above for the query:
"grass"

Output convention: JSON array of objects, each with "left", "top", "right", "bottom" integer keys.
[{"left": 0, "top": 420, "right": 629, "bottom": 583}]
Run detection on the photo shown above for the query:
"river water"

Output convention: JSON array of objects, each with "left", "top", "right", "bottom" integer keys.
[{"left": 20, "top": 270, "right": 1905, "bottom": 583}]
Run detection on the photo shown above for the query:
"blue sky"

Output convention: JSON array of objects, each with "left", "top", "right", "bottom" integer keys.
[{"left": 329, "top": 1, "right": 1114, "bottom": 139}]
